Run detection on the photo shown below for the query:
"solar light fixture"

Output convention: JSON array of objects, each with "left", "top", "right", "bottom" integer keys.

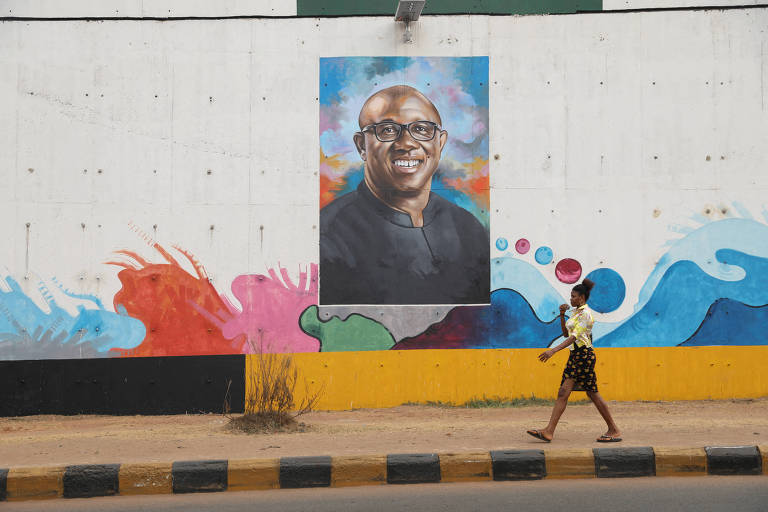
[{"left": 395, "top": 1, "right": 426, "bottom": 43}]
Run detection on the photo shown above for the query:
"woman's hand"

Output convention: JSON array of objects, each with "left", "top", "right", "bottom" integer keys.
[
  {"left": 559, "top": 304, "right": 569, "bottom": 315},
  {"left": 538, "top": 349, "right": 554, "bottom": 362}
]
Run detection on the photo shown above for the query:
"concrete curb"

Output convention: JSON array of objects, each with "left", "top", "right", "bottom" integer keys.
[{"left": 0, "top": 445, "right": 764, "bottom": 502}]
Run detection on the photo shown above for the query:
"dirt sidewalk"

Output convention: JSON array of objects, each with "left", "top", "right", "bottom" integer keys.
[{"left": 1, "top": 399, "right": 766, "bottom": 468}]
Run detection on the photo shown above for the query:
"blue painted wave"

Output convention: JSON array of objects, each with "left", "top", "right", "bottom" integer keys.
[
  {"left": 634, "top": 218, "right": 768, "bottom": 314},
  {"left": 680, "top": 298, "right": 768, "bottom": 346},
  {"left": 0, "top": 275, "right": 146, "bottom": 360},
  {"left": 491, "top": 257, "right": 564, "bottom": 321},
  {"left": 597, "top": 249, "right": 768, "bottom": 347}
]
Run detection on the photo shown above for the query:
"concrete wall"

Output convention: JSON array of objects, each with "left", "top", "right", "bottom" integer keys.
[
  {"left": 1, "top": 6, "right": 767, "bottom": 409},
  {"left": 275, "top": 346, "right": 768, "bottom": 409},
  {"left": 3, "top": 1, "right": 764, "bottom": 17},
  {"left": 1, "top": 1, "right": 296, "bottom": 17}
]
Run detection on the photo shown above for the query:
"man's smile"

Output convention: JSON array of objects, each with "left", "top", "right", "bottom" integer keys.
[{"left": 392, "top": 158, "right": 424, "bottom": 173}]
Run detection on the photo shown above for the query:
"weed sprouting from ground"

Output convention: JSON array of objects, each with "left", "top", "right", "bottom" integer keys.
[{"left": 226, "top": 337, "right": 324, "bottom": 434}]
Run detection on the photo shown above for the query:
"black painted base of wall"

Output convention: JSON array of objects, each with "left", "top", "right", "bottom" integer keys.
[{"left": 0, "top": 355, "right": 245, "bottom": 416}]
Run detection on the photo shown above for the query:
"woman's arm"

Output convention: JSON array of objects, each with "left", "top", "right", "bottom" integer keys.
[
  {"left": 558, "top": 304, "right": 569, "bottom": 338},
  {"left": 538, "top": 336, "right": 575, "bottom": 362}
]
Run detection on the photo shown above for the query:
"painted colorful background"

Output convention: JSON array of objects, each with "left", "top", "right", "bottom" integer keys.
[
  {"left": 319, "top": 57, "right": 490, "bottom": 229},
  {"left": 2, "top": 208, "right": 767, "bottom": 360},
  {"left": 1, "top": 10, "right": 767, "bottom": 363}
]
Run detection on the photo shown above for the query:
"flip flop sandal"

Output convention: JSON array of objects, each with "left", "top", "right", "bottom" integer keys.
[
  {"left": 526, "top": 429, "right": 552, "bottom": 443},
  {"left": 596, "top": 435, "right": 622, "bottom": 443}
]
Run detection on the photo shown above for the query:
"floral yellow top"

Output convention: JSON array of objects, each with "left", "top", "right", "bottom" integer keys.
[{"left": 565, "top": 305, "right": 594, "bottom": 350}]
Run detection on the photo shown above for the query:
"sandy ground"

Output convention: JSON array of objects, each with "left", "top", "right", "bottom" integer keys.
[{"left": 1, "top": 399, "right": 767, "bottom": 468}]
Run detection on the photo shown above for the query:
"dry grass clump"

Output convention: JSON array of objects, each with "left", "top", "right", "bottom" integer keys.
[
  {"left": 227, "top": 413, "right": 310, "bottom": 434},
  {"left": 226, "top": 339, "right": 323, "bottom": 434}
]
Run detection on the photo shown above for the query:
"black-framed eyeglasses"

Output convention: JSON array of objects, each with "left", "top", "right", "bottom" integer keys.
[{"left": 360, "top": 121, "right": 441, "bottom": 142}]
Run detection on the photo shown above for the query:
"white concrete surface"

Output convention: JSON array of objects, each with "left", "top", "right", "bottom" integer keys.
[
  {"left": 0, "top": 0, "right": 296, "bottom": 18},
  {"left": 0, "top": 8, "right": 766, "bottom": 324}
]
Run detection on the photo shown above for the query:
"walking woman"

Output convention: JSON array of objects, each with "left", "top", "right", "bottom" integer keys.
[{"left": 526, "top": 279, "right": 622, "bottom": 443}]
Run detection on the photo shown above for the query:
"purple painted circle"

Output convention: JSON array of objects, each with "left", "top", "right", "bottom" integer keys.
[
  {"left": 555, "top": 258, "right": 582, "bottom": 284},
  {"left": 515, "top": 238, "right": 531, "bottom": 254}
]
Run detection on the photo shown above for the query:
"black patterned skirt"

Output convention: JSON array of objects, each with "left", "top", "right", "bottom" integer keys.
[{"left": 560, "top": 345, "right": 598, "bottom": 393}]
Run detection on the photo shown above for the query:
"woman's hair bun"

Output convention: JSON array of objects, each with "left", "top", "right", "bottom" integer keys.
[{"left": 582, "top": 278, "right": 595, "bottom": 291}]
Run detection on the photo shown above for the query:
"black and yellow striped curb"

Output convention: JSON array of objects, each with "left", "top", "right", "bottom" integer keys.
[{"left": 1, "top": 445, "right": 765, "bottom": 501}]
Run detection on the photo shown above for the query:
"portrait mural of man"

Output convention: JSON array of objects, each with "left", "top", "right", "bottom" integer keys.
[{"left": 319, "top": 57, "right": 490, "bottom": 305}]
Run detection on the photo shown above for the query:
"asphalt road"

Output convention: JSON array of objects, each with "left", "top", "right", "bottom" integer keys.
[{"left": 4, "top": 476, "right": 767, "bottom": 511}]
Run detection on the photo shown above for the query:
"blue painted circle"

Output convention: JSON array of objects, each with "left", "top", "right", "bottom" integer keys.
[
  {"left": 496, "top": 237, "right": 509, "bottom": 251},
  {"left": 534, "top": 246, "right": 553, "bottom": 265},
  {"left": 585, "top": 268, "right": 626, "bottom": 313}
]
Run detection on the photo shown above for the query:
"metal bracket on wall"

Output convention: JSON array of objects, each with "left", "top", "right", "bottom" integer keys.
[{"left": 395, "top": 1, "right": 426, "bottom": 44}]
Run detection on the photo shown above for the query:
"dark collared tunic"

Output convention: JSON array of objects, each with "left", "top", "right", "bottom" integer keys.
[{"left": 320, "top": 181, "right": 489, "bottom": 305}]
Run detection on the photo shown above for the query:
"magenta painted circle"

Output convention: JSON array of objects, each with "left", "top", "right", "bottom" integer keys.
[
  {"left": 515, "top": 238, "right": 531, "bottom": 254},
  {"left": 555, "top": 258, "right": 582, "bottom": 284}
]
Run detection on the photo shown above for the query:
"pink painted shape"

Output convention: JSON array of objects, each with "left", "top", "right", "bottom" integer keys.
[
  {"left": 319, "top": 106, "right": 341, "bottom": 133},
  {"left": 515, "top": 238, "right": 530, "bottom": 254},
  {"left": 221, "top": 264, "right": 320, "bottom": 354},
  {"left": 555, "top": 258, "right": 582, "bottom": 284}
]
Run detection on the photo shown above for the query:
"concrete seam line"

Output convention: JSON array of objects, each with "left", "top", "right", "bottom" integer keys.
[
  {"left": 62, "top": 464, "right": 120, "bottom": 499},
  {"left": 171, "top": 460, "right": 228, "bottom": 494},
  {"left": 705, "top": 446, "right": 762, "bottom": 476},
  {"left": 387, "top": 453, "right": 441, "bottom": 484},
  {"left": 593, "top": 447, "right": 656, "bottom": 478},
  {"left": 280, "top": 456, "right": 332, "bottom": 489},
  {"left": 490, "top": 450, "right": 547, "bottom": 481}
]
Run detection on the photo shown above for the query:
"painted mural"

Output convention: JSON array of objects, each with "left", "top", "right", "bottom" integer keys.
[
  {"left": 318, "top": 57, "right": 490, "bottom": 306},
  {"left": 1, "top": 210, "right": 767, "bottom": 360}
]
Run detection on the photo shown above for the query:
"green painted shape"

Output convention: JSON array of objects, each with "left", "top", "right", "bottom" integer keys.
[
  {"left": 299, "top": 305, "right": 396, "bottom": 352},
  {"left": 297, "top": 0, "right": 602, "bottom": 16}
]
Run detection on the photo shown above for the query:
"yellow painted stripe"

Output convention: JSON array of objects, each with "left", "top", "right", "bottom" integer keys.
[
  {"left": 544, "top": 449, "right": 595, "bottom": 479},
  {"left": 118, "top": 462, "right": 173, "bottom": 495},
  {"left": 331, "top": 455, "right": 387, "bottom": 487},
  {"left": 251, "top": 347, "right": 768, "bottom": 410},
  {"left": 654, "top": 447, "right": 707, "bottom": 477},
  {"left": 227, "top": 459, "right": 280, "bottom": 491},
  {"left": 440, "top": 452, "right": 492, "bottom": 482},
  {"left": 5, "top": 466, "right": 64, "bottom": 501}
]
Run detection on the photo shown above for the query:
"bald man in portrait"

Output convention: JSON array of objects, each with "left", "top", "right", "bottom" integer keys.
[{"left": 320, "top": 85, "right": 490, "bottom": 305}]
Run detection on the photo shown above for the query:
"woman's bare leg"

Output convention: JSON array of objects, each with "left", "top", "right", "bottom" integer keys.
[
  {"left": 586, "top": 390, "right": 621, "bottom": 437},
  {"left": 537, "top": 379, "right": 575, "bottom": 440}
]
